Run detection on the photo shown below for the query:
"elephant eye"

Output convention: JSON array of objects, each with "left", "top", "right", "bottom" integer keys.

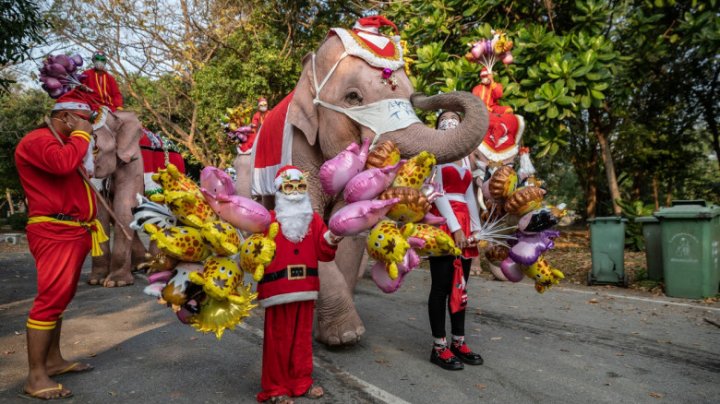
[{"left": 345, "top": 91, "right": 363, "bottom": 105}]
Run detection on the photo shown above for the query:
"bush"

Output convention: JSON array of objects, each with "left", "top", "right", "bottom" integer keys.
[{"left": 8, "top": 212, "right": 28, "bottom": 230}]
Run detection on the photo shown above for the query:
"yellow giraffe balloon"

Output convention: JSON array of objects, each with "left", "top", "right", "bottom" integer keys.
[{"left": 239, "top": 223, "right": 279, "bottom": 282}]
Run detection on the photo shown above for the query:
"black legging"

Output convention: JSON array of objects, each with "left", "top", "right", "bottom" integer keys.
[{"left": 428, "top": 255, "right": 471, "bottom": 338}]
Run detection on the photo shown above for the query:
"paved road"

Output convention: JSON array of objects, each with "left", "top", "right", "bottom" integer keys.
[{"left": 1, "top": 251, "right": 719, "bottom": 403}]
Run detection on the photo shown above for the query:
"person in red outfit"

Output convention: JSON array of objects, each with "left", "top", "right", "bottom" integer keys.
[
  {"left": 427, "top": 111, "right": 485, "bottom": 371},
  {"left": 255, "top": 165, "right": 342, "bottom": 404},
  {"left": 79, "top": 51, "right": 124, "bottom": 112},
  {"left": 471, "top": 67, "right": 511, "bottom": 114},
  {"left": 239, "top": 97, "right": 271, "bottom": 154},
  {"left": 15, "top": 96, "right": 109, "bottom": 399}
]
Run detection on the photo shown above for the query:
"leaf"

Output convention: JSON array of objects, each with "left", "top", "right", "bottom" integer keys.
[
  {"left": 591, "top": 89, "right": 606, "bottom": 100},
  {"left": 547, "top": 105, "right": 559, "bottom": 119}
]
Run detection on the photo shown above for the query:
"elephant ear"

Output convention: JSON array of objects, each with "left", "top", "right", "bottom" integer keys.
[
  {"left": 287, "top": 52, "right": 319, "bottom": 146},
  {"left": 114, "top": 111, "right": 143, "bottom": 163}
]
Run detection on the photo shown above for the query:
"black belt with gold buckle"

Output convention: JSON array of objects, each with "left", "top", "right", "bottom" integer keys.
[
  {"left": 52, "top": 213, "right": 81, "bottom": 222},
  {"left": 259, "top": 265, "right": 318, "bottom": 284}
]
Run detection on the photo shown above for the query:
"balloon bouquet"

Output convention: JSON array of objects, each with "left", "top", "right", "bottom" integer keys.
[
  {"left": 478, "top": 150, "right": 568, "bottom": 293},
  {"left": 321, "top": 138, "right": 510, "bottom": 293},
  {"left": 221, "top": 105, "right": 254, "bottom": 146},
  {"left": 133, "top": 163, "right": 275, "bottom": 338},
  {"left": 464, "top": 29, "right": 514, "bottom": 69},
  {"left": 38, "top": 54, "right": 87, "bottom": 99}
]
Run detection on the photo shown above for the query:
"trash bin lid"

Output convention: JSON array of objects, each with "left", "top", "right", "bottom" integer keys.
[
  {"left": 588, "top": 216, "right": 628, "bottom": 223},
  {"left": 654, "top": 200, "right": 720, "bottom": 219},
  {"left": 635, "top": 216, "right": 659, "bottom": 223}
]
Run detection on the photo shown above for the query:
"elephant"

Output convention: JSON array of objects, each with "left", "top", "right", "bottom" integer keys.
[
  {"left": 247, "top": 23, "right": 489, "bottom": 346},
  {"left": 87, "top": 108, "right": 147, "bottom": 287}
]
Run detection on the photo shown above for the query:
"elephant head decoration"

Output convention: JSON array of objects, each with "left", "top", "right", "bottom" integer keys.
[{"left": 248, "top": 17, "right": 490, "bottom": 346}]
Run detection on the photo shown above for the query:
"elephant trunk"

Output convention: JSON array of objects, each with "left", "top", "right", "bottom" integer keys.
[{"left": 381, "top": 91, "right": 489, "bottom": 164}]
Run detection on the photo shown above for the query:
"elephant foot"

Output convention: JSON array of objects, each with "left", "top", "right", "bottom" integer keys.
[
  {"left": 315, "top": 292, "right": 365, "bottom": 347},
  {"left": 87, "top": 272, "right": 107, "bottom": 286},
  {"left": 103, "top": 272, "right": 135, "bottom": 288}
]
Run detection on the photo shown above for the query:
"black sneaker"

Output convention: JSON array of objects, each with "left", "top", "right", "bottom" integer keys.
[
  {"left": 450, "top": 341, "right": 484, "bottom": 365},
  {"left": 430, "top": 346, "right": 464, "bottom": 370}
]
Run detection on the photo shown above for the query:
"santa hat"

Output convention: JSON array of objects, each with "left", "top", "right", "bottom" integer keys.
[
  {"left": 480, "top": 67, "right": 491, "bottom": 77},
  {"left": 274, "top": 165, "right": 305, "bottom": 189},
  {"left": 92, "top": 51, "right": 107, "bottom": 61},
  {"left": 353, "top": 16, "right": 399, "bottom": 35},
  {"left": 52, "top": 90, "right": 92, "bottom": 112}
]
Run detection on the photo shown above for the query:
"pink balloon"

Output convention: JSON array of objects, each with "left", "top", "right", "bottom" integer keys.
[
  {"left": 487, "top": 261, "right": 509, "bottom": 281},
  {"left": 46, "top": 63, "right": 67, "bottom": 78},
  {"left": 201, "top": 191, "right": 271, "bottom": 233},
  {"left": 329, "top": 198, "right": 399, "bottom": 236},
  {"left": 147, "top": 270, "right": 174, "bottom": 284},
  {"left": 502, "top": 53, "right": 514, "bottom": 65},
  {"left": 41, "top": 76, "right": 62, "bottom": 90},
  {"left": 421, "top": 212, "right": 446, "bottom": 226},
  {"left": 371, "top": 248, "right": 419, "bottom": 293},
  {"left": 200, "top": 166, "right": 236, "bottom": 197},
  {"left": 319, "top": 137, "right": 370, "bottom": 195},
  {"left": 500, "top": 258, "right": 524, "bottom": 282},
  {"left": 471, "top": 42, "right": 484, "bottom": 59},
  {"left": 343, "top": 160, "right": 403, "bottom": 203}
]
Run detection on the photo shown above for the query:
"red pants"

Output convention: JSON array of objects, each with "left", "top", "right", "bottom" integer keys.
[
  {"left": 256, "top": 300, "right": 315, "bottom": 402},
  {"left": 27, "top": 231, "right": 91, "bottom": 328}
]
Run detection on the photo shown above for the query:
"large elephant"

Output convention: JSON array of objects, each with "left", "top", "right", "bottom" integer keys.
[
  {"left": 248, "top": 25, "right": 489, "bottom": 346},
  {"left": 88, "top": 109, "right": 146, "bottom": 287}
]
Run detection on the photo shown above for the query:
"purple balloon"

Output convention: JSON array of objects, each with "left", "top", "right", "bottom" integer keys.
[
  {"left": 328, "top": 198, "right": 399, "bottom": 236},
  {"left": 54, "top": 54, "right": 72, "bottom": 70},
  {"left": 48, "top": 88, "right": 64, "bottom": 98},
  {"left": 500, "top": 258, "right": 524, "bottom": 282},
  {"left": 343, "top": 160, "right": 403, "bottom": 203},
  {"left": 71, "top": 54, "right": 83, "bottom": 67},
  {"left": 509, "top": 230, "right": 560, "bottom": 266},
  {"left": 319, "top": 137, "right": 370, "bottom": 195},
  {"left": 41, "top": 76, "right": 62, "bottom": 90},
  {"left": 46, "top": 63, "right": 68, "bottom": 78}
]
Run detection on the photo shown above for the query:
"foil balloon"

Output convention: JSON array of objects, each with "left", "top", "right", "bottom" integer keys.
[
  {"left": 391, "top": 151, "right": 437, "bottom": 189},
  {"left": 379, "top": 187, "right": 431, "bottom": 224},
  {"left": 504, "top": 186, "right": 546, "bottom": 216},
  {"left": 239, "top": 223, "right": 279, "bottom": 282},
  {"left": 523, "top": 255, "right": 564, "bottom": 293},
  {"left": 508, "top": 230, "right": 560, "bottom": 266},
  {"left": 487, "top": 261, "right": 509, "bottom": 281},
  {"left": 371, "top": 246, "right": 421, "bottom": 293},
  {"left": 488, "top": 165, "right": 518, "bottom": 200},
  {"left": 365, "top": 140, "right": 401, "bottom": 169},
  {"left": 328, "top": 198, "right": 399, "bottom": 237},
  {"left": 201, "top": 220, "right": 242, "bottom": 256},
  {"left": 189, "top": 283, "right": 258, "bottom": 339},
  {"left": 189, "top": 256, "right": 244, "bottom": 302},
  {"left": 517, "top": 208, "right": 559, "bottom": 234},
  {"left": 500, "top": 257, "right": 524, "bottom": 282},
  {"left": 402, "top": 223, "right": 461, "bottom": 257},
  {"left": 150, "top": 163, "right": 217, "bottom": 227},
  {"left": 162, "top": 262, "right": 204, "bottom": 306},
  {"left": 200, "top": 166, "right": 236, "bottom": 197},
  {"left": 144, "top": 223, "right": 212, "bottom": 262},
  {"left": 421, "top": 212, "right": 447, "bottom": 226},
  {"left": 319, "top": 137, "right": 370, "bottom": 195},
  {"left": 344, "top": 161, "right": 404, "bottom": 203},
  {"left": 366, "top": 220, "right": 414, "bottom": 280},
  {"left": 201, "top": 190, "right": 271, "bottom": 234}
]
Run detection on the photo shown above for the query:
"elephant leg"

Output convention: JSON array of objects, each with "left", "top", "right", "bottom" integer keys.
[
  {"left": 233, "top": 154, "right": 253, "bottom": 198},
  {"left": 130, "top": 232, "right": 148, "bottom": 270},
  {"left": 88, "top": 202, "right": 112, "bottom": 286},
  {"left": 104, "top": 159, "right": 144, "bottom": 287},
  {"left": 315, "top": 236, "right": 366, "bottom": 346}
]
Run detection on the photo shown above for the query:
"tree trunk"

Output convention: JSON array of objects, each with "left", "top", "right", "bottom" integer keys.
[
  {"left": 584, "top": 151, "right": 598, "bottom": 218},
  {"left": 665, "top": 179, "right": 673, "bottom": 207},
  {"left": 5, "top": 189, "right": 14, "bottom": 216},
  {"left": 592, "top": 112, "right": 622, "bottom": 216},
  {"left": 652, "top": 175, "right": 660, "bottom": 211}
]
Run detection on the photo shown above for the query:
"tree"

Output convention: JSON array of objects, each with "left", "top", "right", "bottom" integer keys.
[{"left": 0, "top": 0, "right": 50, "bottom": 91}]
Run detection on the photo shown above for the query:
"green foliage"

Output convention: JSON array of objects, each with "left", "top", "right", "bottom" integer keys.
[
  {"left": 8, "top": 212, "right": 28, "bottom": 230},
  {"left": 616, "top": 198, "right": 656, "bottom": 251},
  {"left": 0, "top": 0, "right": 50, "bottom": 91}
]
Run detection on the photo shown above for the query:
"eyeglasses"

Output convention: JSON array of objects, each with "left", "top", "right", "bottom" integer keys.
[
  {"left": 280, "top": 181, "right": 308, "bottom": 194},
  {"left": 67, "top": 111, "right": 92, "bottom": 121}
]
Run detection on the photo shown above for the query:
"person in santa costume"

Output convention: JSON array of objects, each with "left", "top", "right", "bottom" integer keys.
[
  {"left": 79, "top": 51, "right": 124, "bottom": 112},
  {"left": 15, "top": 94, "right": 109, "bottom": 399},
  {"left": 426, "top": 111, "right": 485, "bottom": 371},
  {"left": 256, "top": 166, "right": 342, "bottom": 404},
  {"left": 239, "top": 97, "right": 271, "bottom": 154},
  {"left": 471, "top": 67, "right": 511, "bottom": 115}
]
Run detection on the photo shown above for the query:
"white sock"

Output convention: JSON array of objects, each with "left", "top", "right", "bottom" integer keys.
[
  {"left": 452, "top": 335, "right": 464, "bottom": 345},
  {"left": 433, "top": 337, "right": 447, "bottom": 347}
]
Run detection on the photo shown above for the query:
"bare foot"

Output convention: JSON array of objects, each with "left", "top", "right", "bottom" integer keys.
[
  {"left": 103, "top": 272, "right": 134, "bottom": 288},
  {"left": 304, "top": 384, "right": 324, "bottom": 399},
  {"left": 315, "top": 292, "right": 365, "bottom": 346},
  {"left": 23, "top": 377, "right": 72, "bottom": 400}
]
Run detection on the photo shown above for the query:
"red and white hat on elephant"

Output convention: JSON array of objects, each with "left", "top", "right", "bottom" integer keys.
[
  {"left": 274, "top": 165, "right": 305, "bottom": 189},
  {"left": 330, "top": 16, "right": 404, "bottom": 70},
  {"left": 52, "top": 90, "right": 92, "bottom": 112}
]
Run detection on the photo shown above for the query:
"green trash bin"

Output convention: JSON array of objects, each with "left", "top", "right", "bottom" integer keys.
[
  {"left": 635, "top": 216, "right": 663, "bottom": 281},
  {"left": 654, "top": 200, "right": 720, "bottom": 299},
  {"left": 588, "top": 217, "right": 628, "bottom": 286}
]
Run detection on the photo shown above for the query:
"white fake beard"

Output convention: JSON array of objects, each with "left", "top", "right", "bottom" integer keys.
[
  {"left": 275, "top": 191, "right": 313, "bottom": 243},
  {"left": 93, "top": 61, "right": 106, "bottom": 70}
]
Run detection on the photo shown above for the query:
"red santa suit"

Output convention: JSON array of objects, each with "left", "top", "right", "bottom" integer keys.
[
  {"left": 430, "top": 159, "right": 482, "bottom": 258},
  {"left": 256, "top": 211, "right": 337, "bottom": 402},
  {"left": 15, "top": 125, "right": 98, "bottom": 330},
  {"left": 472, "top": 80, "right": 511, "bottom": 115},
  {"left": 139, "top": 128, "right": 186, "bottom": 195},
  {"left": 80, "top": 68, "right": 124, "bottom": 111}
]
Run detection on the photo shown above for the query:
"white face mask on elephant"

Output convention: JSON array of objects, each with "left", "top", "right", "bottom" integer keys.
[{"left": 311, "top": 52, "right": 420, "bottom": 148}]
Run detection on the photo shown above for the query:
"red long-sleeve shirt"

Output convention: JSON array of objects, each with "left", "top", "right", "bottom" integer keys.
[
  {"left": 15, "top": 127, "right": 96, "bottom": 239},
  {"left": 80, "top": 68, "right": 123, "bottom": 111}
]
